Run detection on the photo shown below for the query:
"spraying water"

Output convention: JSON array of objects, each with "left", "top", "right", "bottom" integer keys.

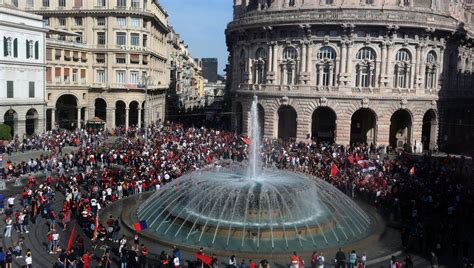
[{"left": 249, "top": 95, "right": 261, "bottom": 178}]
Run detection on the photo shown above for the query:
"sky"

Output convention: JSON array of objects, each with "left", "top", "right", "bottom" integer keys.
[{"left": 159, "top": 0, "right": 233, "bottom": 74}]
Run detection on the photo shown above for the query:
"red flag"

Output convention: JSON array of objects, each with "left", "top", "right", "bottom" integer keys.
[
  {"left": 348, "top": 155, "right": 354, "bottom": 165},
  {"left": 66, "top": 223, "right": 76, "bottom": 252},
  {"left": 92, "top": 214, "right": 99, "bottom": 240},
  {"left": 330, "top": 163, "right": 339, "bottom": 177},
  {"left": 241, "top": 136, "right": 251, "bottom": 145},
  {"left": 194, "top": 253, "right": 212, "bottom": 265}
]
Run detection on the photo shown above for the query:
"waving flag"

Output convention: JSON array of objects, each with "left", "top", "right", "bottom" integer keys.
[
  {"left": 330, "top": 163, "right": 339, "bottom": 177},
  {"left": 133, "top": 220, "right": 148, "bottom": 231},
  {"left": 194, "top": 253, "right": 212, "bottom": 265},
  {"left": 241, "top": 136, "right": 251, "bottom": 145},
  {"left": 67, "top": 223, "right": 77, "bottom": 252}
]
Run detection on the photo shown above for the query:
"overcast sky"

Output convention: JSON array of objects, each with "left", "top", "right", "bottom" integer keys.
[{"left": 160, "top": 0, "right": 232, "bottom": 74}]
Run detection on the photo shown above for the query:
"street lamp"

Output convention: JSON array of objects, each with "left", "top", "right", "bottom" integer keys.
[{"left": 142, "top": 74, "right": 150, "bottom": 139}]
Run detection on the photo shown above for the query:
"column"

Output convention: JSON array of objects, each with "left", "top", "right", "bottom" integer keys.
[
  {"left": 329, "top": 65, "right": 334, "bottom": 86},
  {"left": 125, "top": 108, "right": 130, "bottom": 129},
  {"left": 385, "top": 44, "right": 393, "bottom": 75},
  {"left": 84, "top": 107, "right": 89, "bottom": 123},
  {"left": 301, "top": 42, "right": 307, "bottom": 74},
  {"left": 106, "top": 108, "right": 115, "bottom": 130},
  {"left": 317, "top": 65, "right": 323, "bottom": 86},
  {"left": 380, "top": 43, "right": 387, "bottom": 75},
  {"left": 51, "top": 108, "right": 56, "bottom": 130},
  {"left": 346, "top": 43, "right": 353, "bottom": 74},
  {"left": 340, "top": 42, "right": 347, "bottom": 75},
  {"left": 273, "top": 45, "right": 279, "bottom": 80},
  {"left": 414, "top": 45, "right": 421, "bottom": 88},
  {"left": 437, "top": 47, "right": 444, "bottom": 89},
  {"left": 410, "top": 63, "right": 416, "bottom": 89},
  {"left": 138, "top": 108, "right": 142, "bottom": 128},
  {"left": 247, "top": 57, "right": 253, "bottom": 84},
  {"left": 418, "top": 46, "right": 425, "bottom": 76},
  {"left": 305, "top": 42, "right": 311, "bottom": 73},
  {"left": 268, "top": 43, "right": 274, "bottom": 72},
  {"left": 77, "top": 108, "right": 81, "bottom": 129}
]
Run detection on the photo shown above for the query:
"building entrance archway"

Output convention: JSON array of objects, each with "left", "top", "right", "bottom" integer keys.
[
  {"left": 3, "top": 109, "right": 17, "bottom": 137},
  {"left": 390, "top": 109, "right": 412, "bottom": 150},
  {"left": 129, "top": 101, "right": 140, "bottom": 127},
  {"left": 422, "top": 109, "right": 437, "bottom": 151},
  {"left": 312, "top": 107, "right": 336, "bottom": 143},
  {"left": 278, "top": 105, "right": 297, "bottom": 141},
  {"left": 350, "top": 108, "right": 377, "bottom": 145},
  {"left": 56, "top": 94, "right": 78, "bottom": 130},
  {"left": 95, "top": 98, "right": 107, "bottom": 121},
  {"left": 25, "top": 108, "right": 39, "bottom": 135},
  {"left": 115, "top": 101, "right": 126, "bottom": 127}
]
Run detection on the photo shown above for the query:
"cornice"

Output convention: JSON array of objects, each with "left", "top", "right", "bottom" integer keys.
[{"left": 227, "top": 8, "right": 468, "bottom": 36}]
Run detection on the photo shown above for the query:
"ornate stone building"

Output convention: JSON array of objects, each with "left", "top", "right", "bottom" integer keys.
[
  {"left": 226, "top": 0, "right": 473, "bottom": 152},
  {"left": 9, "top": 0, "right": 170, "bottom": 130}
]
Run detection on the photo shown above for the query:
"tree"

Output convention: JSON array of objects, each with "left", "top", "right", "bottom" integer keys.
[{"left": 0, "top": 124, "right": 12, "bottom": 140}]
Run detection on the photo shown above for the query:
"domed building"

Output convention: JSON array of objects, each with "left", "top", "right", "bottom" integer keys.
[{"left": 226, "top": 0, "right": 473, "bottom": 152}]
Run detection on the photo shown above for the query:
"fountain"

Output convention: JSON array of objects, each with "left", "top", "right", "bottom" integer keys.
[{"left": 135, "top": 97, "right": 374, "bottom": 253}]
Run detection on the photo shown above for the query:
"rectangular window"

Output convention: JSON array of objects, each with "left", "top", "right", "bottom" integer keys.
[
  {"left": 97, "top": 0, "right": 105, "bottom": 7},
  {"left": 75, "top": 32, "right": 83, "bottom": 43},
  {"left": 72, "top": 69, "right": 78, "bottom": 83},
  {"left": 130, "top": 54, "right": 140, "bottom": 64},
  {"left": 43, "top": 0, "right": 49, "bottom": 7},
  {"left": 27, "top": 0, "right": 34, "bottom": 8},
  {"left": 116, "top": 33, "right": 126, "bottom": 46},
  {"left": 7, "top": 81, "right": 14, "bottom": 98},
  {"left": 55, "top": 68, "right": 61, "bottom": 83},
  {"left": 117, "top": 0, "right": 126, "bottom": 7},
  {"left": 130, "top": 71, "right": 139, "bottom": 84},
  {"left": 131, "top": 0, "right": 140, "bottom": 8},
  {"left": 58, "top": 17, "right": 66, "bottom": 26},
  {"left": 142, "top": 35, "right": 147, "bottom": 47},
  {"left": 97, "top": 17, "right": 106, "bottom": 26},
  {"left": 116, "top": 54, "right": 126, "bottom": 64},
  {"left": 97, "top": 32, "right": 106, "bottom": 45},
  {"left": 43, "top": 17, "right": 50, "bottom": 26},
  {"left": 116, "top": 71, "right": 125, "bottom": 84},
  {"left": 116, "top": 17, "right": 126, "bottom": 27},
  {"left": 96, "top": 53, "right": 105, "bottom": 63},
  {"left": 64, "top": 68, "right": 70, "bottom": 83},
  {"left": 130, "top": 34, "right": 139, "bottom": 46},
  {"left": 96, "top": 70, "right": 106, "bottom": 83},
  {"left": 131, "top": 17, "right": 140, "bottom": 27},
  {"left": 29, "top": 82, "right": 35, "bottom": 98},
  {"left": 58, "top": 0, "right": 66, "bottom": 7},
  {"left": 81, "top": 69, "right": 86, "bottom": 84},
  {"left": 74, "top": 0, "right": 83, "bottom": 7},
  {"left": 46, "top": 67, "right": 52, "bottom": 82},
  {"left": 74, "top": 17, "right": 83, "bottom": 26}
]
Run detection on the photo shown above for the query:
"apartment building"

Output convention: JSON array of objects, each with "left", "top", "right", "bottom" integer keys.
[
  {"left": 0, "top": 4, "right": 46, "bottom": 137},
  {"left": 11, "top": 0, "right": 170, "bottom": 130}
]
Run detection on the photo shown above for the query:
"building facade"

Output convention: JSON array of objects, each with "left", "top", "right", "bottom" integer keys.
[
  {"left": 168, "top": 29, "right": 204, "bottom": 114},
  {"left": 0, "top": 4, "right": 46, "bottom": 137},
  {"left": 10, "top": 0, "right": 170, "bottom": 130},
  {"left": 226, "top": 0, "right": 473, "bottom": 152},
  {"left": 202, "top": 58, "right": 218, "bottom": 83}
]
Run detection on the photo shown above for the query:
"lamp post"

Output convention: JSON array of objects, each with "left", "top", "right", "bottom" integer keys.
[{"left": 142, "top": 74, "right": 150, "bottom": 139}]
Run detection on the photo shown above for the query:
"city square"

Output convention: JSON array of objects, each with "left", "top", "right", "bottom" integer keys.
[{"left": 0, "top": 0, "right": 473, "bottom": 267}]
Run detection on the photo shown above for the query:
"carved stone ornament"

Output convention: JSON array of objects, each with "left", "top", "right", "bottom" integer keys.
[
  {"left": 281, "top": 96, "right": 289, "bottom": 105},
  {"left": 401, "top": 98, "right": 408, "bottom": 109},
  {"left": 362, "top": 97, "right": 370, "bottom": 108},
  {"left": 319, "top": 97, "right": 328, "bottom": 107},
  {"left": 431, "top": 100, "right": 437, "bottom": 107}
]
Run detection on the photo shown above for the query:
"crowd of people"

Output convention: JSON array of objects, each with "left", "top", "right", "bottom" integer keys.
[{"left": 0, "top": 121, "right": 473, "bottom": 267}]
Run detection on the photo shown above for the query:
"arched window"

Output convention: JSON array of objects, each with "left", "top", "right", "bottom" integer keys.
[
  {"left": 239, "top": 50, "right": 246, "bottom": 84},
  {"left": 289, "top": 0, "right": 296, "bottom": 6},
  {"left": 254, "top": 48, "right": 267, "bottom": 84},
  {"left": 394, "top": 49, "right": 412, "bottom": 89},
  {"left": 425, "top": 51, "right": 437, "bottom": 89},
  {"left": 281, "top": 47, "right": 298, "bottom": 85},
  {"left": 316, "top": 46, "right": 337, "bottom": 87},
  {"left": 355, "top": 47, "right": 376, "bottom": 87}
]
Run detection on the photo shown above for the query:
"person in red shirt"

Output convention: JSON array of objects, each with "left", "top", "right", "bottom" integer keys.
[
  {"left": 80, "top": 250, "right": 92, "bottom": 268},
  {"left": 249, "top": 259, "right": 257, "bottom": 268}
]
